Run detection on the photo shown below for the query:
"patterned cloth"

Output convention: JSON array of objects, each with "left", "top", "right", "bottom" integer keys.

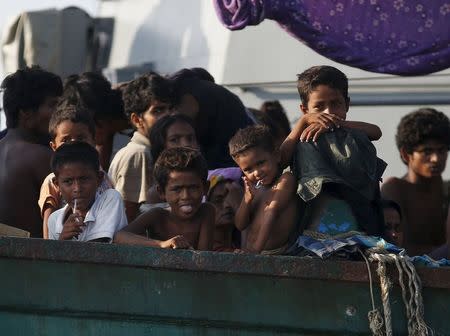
[{"left": 214, "top": 0, "right": 450, "bottom": 75}]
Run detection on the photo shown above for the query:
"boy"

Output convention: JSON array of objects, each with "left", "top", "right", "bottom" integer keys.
[
  {"left": 115, "top": 147, "right": 215, "bottom": 250},
  {"left": 109, "top": 73, "right": 173, "bottom": 222},
  {"left": 48, "top": 142, "right": 126, "bottom": 242},
  {"left": 229, "top": 125, "right": 300, "bottom": 254},
  {"left": 381, "top": 199, "right": 403, "bottom": 246},
  {"left": 382, "top": 108, "right": 450, "bottom": 255},
  {"left": 39, "top": 100, "right": 113, "bottom": 238},
  {"left": 280, "top": 65, "right": 385, "bottom": 236},
  {"left": 0, "top": 66, "right": 62, "bottom": 237},
  {"left": 281, "top": 65, "right": 381, "bottom": 167}
]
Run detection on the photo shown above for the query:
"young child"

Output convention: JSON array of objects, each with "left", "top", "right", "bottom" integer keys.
[
  {"left": 0, "top": 66, "right": 62, "bottom": 237},
  {"left": 207, "top": 168, "right": 243, "bottom": 252},
  {"left": 281, "top": 65, "right": 381, "bottom": 167},
  {"left": 39, "top": 100, "right": 113, "bottom": 238},
  {"left": 143, "top": 113, "right": 200, "bottom": 205},
  {"left": 115, "top": 147, "right": 215, "bottom": 250},
  {"left": 108, "top": 73, "right": 173, "bottom": 222},
  {"left": 381, "top": 199, "right": 403, "bottom": 246},
  {"left": 280, "top": 65, "right": 385, "bottom": 237},
  {"left": 382, "top": 108, "right": 450, "bottom": 255},
  {"left": 229, "top": 125, "right": 300, "bottom": 254},
  {"left": 48, "top": 142, "right": 126, "bottom": 241}
]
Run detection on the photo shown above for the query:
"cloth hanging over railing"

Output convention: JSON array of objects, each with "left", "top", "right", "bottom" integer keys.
[{"left": 213, "top": 0, "right": 450, "bottom": 76}]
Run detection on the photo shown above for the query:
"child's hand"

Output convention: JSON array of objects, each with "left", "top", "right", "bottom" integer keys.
[
  {"left": 300, "top": 123, "right": 329, "bottom": 142},
  {"left": 243, "top": 176, "right": 256, "bottom": 203},
  {"left": 59, "top": 213, "right": 85, "bottom": 240},
  {"left": 303, "top": 112, "right": 342, "bottom": 130},
  {"left": 160, "top": 235, "right": 192, "bottom": 249}
]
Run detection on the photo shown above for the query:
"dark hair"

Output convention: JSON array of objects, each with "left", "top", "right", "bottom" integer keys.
[
  {"left": 297, "top": 66, "right": 348, "bottom": 105},
  {"left": 154, "top": 147, "right": 208, "bottom": 189},
  {"left": 229, "top": 125, "right": 275, "bottom": 159},
  {"left": 150, "top": 114, "right": 197, "bottom": 161},
  {"left": 257, "top": 100, "right": 291, "bottom": 139},
  {"left": 190, "top": 68, "right": 215, "bottom": 83},
  {"left": 1, "top": 66, "right": 62, "bottom": 128},
  {"left": 63, "top": 72, "right": 125, "bottom": 122},
  {"left": 380, "top": 199, "right": 402, "bottom": 221},
  {"left": 121, "top": 72, "right": 174, "bottom": 120},
  {"left": 48, "top": 100, "right": 96, "bottom": 140},
  {"left": 51, "top": 141, "right": 100, "bottom": 175},
  {"left": 396, "top": 108, "right": 450, "bottom": 157}
]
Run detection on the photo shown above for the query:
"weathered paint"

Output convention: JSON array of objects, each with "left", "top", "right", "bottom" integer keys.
[{"left": 0, "top": 237, "right": 449, "bottom": 335}]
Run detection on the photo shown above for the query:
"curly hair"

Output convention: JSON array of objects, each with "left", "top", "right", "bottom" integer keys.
[
  {"left": 396, "top": 108, "right": 450, "bottom": 157},
  {"left": 297, "top": 65, "right": 348, "bottom": 105},
  {"left": 153, "top": 147, "right": 208, "bottom": 189},
  {"left": 121, "top": 72, "right": 174, "bottom": 120},
  {"left": 228, "top": 125, "right": 275, "bottom": 159},
  {"left": 1, "top": 66, "right": 62, "bottom": 128},
  {"left": 150, "top": 114, "right": 197, "bottom": 162},
  {"left": 63, "top": 72, "right": 125, "bottom": 123},
  {"left": 48, "top": 100, "right": 96, "bottom": 141}
]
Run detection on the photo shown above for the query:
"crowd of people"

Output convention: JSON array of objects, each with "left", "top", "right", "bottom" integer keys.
[{"left": 0, "top": 65, "right": 448, "bottom": 259}]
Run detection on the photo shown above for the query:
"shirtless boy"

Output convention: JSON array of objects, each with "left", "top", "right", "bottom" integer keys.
[
  {"left": 0, "top": 66, "right": 62, "bottom": 237},
  {"left": 115, "top": 147, "right": 215, "bottom": 250},
  {"left": 382, "top": 108, "right": 450, "bottom": 255},
  {"left": 229, "top": 125, "right": 300, "bottom": 254}
]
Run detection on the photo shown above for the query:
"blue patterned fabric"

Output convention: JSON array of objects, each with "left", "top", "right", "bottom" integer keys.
[{"left": 214, "top": 0, "right": 450, "bottom": 75}]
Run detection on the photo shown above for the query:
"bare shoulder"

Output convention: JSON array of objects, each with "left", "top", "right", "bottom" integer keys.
[
  {"left": 127, "top": 206, "right": 168, "bottom": 232},
  {"left": 274, "top": 172, "right": 296, "bottom": 191}
]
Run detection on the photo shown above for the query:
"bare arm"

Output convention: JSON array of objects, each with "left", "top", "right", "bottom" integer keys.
[
  {"left": 122, "top": 208, "right": 163, "bottom": 235},
  {"left": 341, "top": 120, "right": 382, "bottom": 141},
  {"left": 234, "top": 177, "right": 255, "bottom": 231},
  {"left": 42, "top": 206, "right": 54, "bottom": 239},
  {"left": 280, "top": 113, "right": 342, "bottom": 168},
  {"left": 251, "top": 173, "right": 297, "bottom": 253},
  {"left": 124, "top": 201, "right": 140, "bottom": 223},
  {"left": 196, "top": 203, "right": 215, "bottom": 251}
]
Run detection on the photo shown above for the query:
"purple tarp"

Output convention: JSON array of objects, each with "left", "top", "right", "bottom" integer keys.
[{"left": 214, "top": 0, "right": 450, "bottom": 75}]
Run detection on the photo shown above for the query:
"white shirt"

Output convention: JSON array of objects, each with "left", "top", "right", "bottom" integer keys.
[{"left": 48, "top": 189, "right": 127, "bottom": 242}]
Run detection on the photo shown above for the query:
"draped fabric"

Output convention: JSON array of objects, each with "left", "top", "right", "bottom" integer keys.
[{"left": 213, "top": 0, "right": 450, "bottom": 75}]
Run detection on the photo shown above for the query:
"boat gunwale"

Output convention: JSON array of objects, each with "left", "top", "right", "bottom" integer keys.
[{"left": 0, "top": 237, "right": 449, "bottom": 289}]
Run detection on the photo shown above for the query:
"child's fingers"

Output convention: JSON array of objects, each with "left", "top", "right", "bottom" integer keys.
[{"left": 312, "top": 127, "right": 327, "bottom": 142}]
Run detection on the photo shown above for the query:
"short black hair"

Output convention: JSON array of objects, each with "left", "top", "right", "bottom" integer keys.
[
  {"left": 48, "top": 100, "right": 96, "bottom": 140},
  {"left": 154, "top": 147, "right": 208, "bottom": 189},
  {"left": 51, "top": 141, "right": 100, "bottom": 175},
  {"left": 1, "top": 66, "right": 62, "bottom": 128},
  {"left": 380, "top": 199, "right": 402, "bottom": 221},
  {"left": 256, "top": 100, "right": 291, "bottom": 140},
  {"left": 150, "top": 114, "right": 197, "bottom": 162},
  {"left": 229, "top": 125, "right": 276, "bottom": 159},
  {"left": 396, "top": 108, "right": 450, "bottom": 157},
  {"left": 63, "top": 72, "right": 125, "bottom": 122},
  {"left": 297, "top": 66, "right": 348, "bottom": 105},
  {"left": 121, "top": 72, "right": 174, "bottom": 120}
]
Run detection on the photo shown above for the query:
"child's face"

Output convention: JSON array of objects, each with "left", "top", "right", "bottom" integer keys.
[
  {"left": 403, "top": 139, "right": 448, "bottom": 178},
  {"left": 165, "top": 121, "right": 199, "bottom": 151},
  {"left": 50, "top": 121, "right": 95, "bottom": 150},
  {"left": 209, "top": 181, "right": 243, "bottom": 227},
  {"left": 135, "top": 100, "right": 171, "bottom": 137},
  {"left": 234, "top": 147, "right": 280, "bottom": 187},
  {"left": 383, "top": 207, "right": 403, "bottom": 246},
  {"left": 301, "top": 84, "right": 349, "bottom": 120},
  {"left": 160, "top": 171, "right": 207, "bottom": 220},
  {"left": 54, "top": 162, "right": 102, "bottom": 215}
]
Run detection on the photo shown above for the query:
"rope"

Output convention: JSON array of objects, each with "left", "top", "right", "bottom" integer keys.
[
  {"left": 366, "top": 249, "right": 433, "bottom": 336},
  {"left": 359, "top": 248, "right": 384, "bottom": 336}
]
